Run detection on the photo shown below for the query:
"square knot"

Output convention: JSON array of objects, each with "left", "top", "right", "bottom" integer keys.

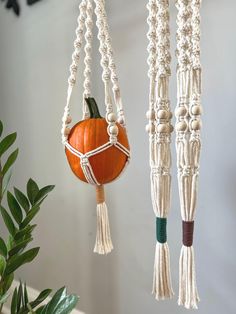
[{"left": 80, "top": 156, "right": 89, "bottom": 166}]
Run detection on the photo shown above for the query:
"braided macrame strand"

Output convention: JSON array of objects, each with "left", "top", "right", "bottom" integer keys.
[
  {"left": 175, "top": 0, "right": 202, "bottom": 309},
  {"left": 83, "top": 0, "right": 94, "bottom": 119},
  {"left": 61, "top": 0, "right": 88, "bottom": 144},
  {"left": 147, "top": 0, "right": 174, "bottom": 300}
]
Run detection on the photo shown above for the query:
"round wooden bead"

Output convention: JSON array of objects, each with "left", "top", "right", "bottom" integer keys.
[
  {"left": 66, "top": 116, "right": 72, "bottom": 124},
  {"left": 169, "top": 124, "right": 174, "bottom": 133},
  {"left": 176, "top": 121, "right": 188, "bottom": 132},
  {"left": 157, "top": 123, "right": 168, "bottom": 133},
  {"left": 146, "top": 123, "right": 155, "bottom": 133},
  {"left": 64, "top": 127, "right": 71, "bottom": 136},
  {"left": 191, "top": 120, "right": 201, "bottom": 131},
  {"left": 157, "top": 109, "right": 168, "bottom": 119},
  {"left": 191, "top": 105, "right": 202, "bottom": 116},
  {"left": 175, "top": 106, "right": 187, "bottom": 117},
  {"left": 117, "top": 116, "right": 125, "bottom": 125},
  {"left": 146, "top": 110, "right": 155, "bottom": 120},
  {"left": 107, "top": 112, "right": 116, "bottom": 122},
  {"left": 109, "top": 125, "right": 119, "bottom": 136}
]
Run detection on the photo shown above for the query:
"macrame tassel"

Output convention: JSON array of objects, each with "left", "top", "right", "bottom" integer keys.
[
  {"left": 94, "top": 185, "right": 113, "bottom": 255},
  {"left": 178, "top": 245, "right": 200, "bottom": 309},
  {"left": 153, "top": 242, "right": 174, "bottom": 300}
]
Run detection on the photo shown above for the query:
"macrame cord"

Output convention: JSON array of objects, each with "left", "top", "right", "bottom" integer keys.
[
  {"left": 175, "top": 0, "right": 202, "bottom": 309},
  {"left": 61, "top": 0, "right": 130, "bottom": 255},
  {"left": 147, "top": 0, "right": 174, "bottom": 300}
]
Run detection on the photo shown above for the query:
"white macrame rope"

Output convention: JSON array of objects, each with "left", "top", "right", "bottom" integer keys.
[
  {"left": 61, "top": 0, "right": 88, "bottom": 144},
  {"left": 147, "top": 0, "right": 174, "bottom": 301},
  {"left": 83, "top": 0, "right": 94, "bottom": 119},
  {"left": 65, "top": 140, "right": 130, "bottom": 186},
  {"left": 176, "top": 0, "right": 202, "bottom": 309}
]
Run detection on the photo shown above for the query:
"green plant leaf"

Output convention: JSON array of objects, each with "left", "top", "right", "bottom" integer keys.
[
  {"left": 7, "top": 234, "right": 14, "bottom": 251},
  {"left": 0, "top": 132, "right": 17, "bottom": 157},
  {"left": 0, "top": 291, "right": 10, "bottom": 304},
  {"left": 24, "top": 282, "right": 29, "bottom": 308},
  {"left": 3, "top": 273, "right": 14, "bottom": 293},
  {"left": 27, "top": 179, "right": 39, "bottom": 205},
  {"left": 7, "top": 191, "right": 23, "bottom": 224},
  {"left": 34, "top": 185, "right": 55, "bottom": 204},
  {"left": 11, "top": 288, "right": 18, "bottom": 314},
  {"left": 2, "top": 169, "right": 12, "bottom": 196},
  {"left": 53, "top": 294, "right": 79, "bottom": 314},
  {"left": 14, "top": 187, "right": 30, "bottom": 213},
  {"left": 9, "top": 237, "right": 33, "bottom": 256},
  {"left": 0, "top": 121, "right": 3, "bottom": 137},
  {"left": 35, "top": 305, "right": 46, "bottom": 314},
  {"left": 17, "top": 281, "right": 23, "bottom": 312},
  {"left": 0, "top": 236, "right": 7, "bottom": 257},
  {"left": 20, "top": 205, "right": 40, "bottom": 229},
  {"left": 4, "top": 247, "right": 40, "bottom": 276},
  {"left": 14, "top": 224, "right": 36, "bottom": 241},
  {"left": 0, "top": 255, "right": 6, "bottom": 275},
  {"left": 26, "top": 289, "right": 52, "bottom": 311},
  {"left": 0, "top": 206, "right": 16, "bottom": 236},
  {"left": 44, "top": 287, "right": 67, "bottom": 314},
  {"left": 2, "top": 148, "right": 19, "bottom": 176}
]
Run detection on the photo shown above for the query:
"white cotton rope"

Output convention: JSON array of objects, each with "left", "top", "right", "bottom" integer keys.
[
  {"left": 175, "top": 0, "right": 202, "bottom": 309},
  {"left": 147, "top": 0, "right": 174, "bottom": 300}
]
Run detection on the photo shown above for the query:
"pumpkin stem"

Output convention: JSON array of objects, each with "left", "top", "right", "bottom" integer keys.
[{"left": 85, "top": 98, "right": 102, "bottom": 119}]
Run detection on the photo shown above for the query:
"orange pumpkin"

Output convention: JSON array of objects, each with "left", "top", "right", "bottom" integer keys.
[{"left": 65, "top": 98, "right": 130, "bottom": 184}]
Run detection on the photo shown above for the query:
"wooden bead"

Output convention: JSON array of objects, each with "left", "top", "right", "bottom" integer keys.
[
  {"left": 109, "top": 125, "right": 119, "bottom": 136},
  {"left": 146, "top": 123, "right": 155, "bottom": 133},
  {"left": 157, "top": 123, "right": 168, "bottom": 133},
  {"left": 191, "top": 105, "right": 202, "bottom": 116},
  {"left": 169, "top": 124, "right": 174, "bottom": 133},
  {"left": 175, "top": 106, "right": 187, "bottom": 117},
  {"left": 107, "top": 113, "right": 116, "bottom": 122},
  {"left": 66, "top": 116, "right": 72, "bottom": 124},
  {"left": 117, "top": 116, "right": 125, "bottom": 125},
  {"left": 64, "top": 127, "right": 71, "bottom": 136},
  {"left": 146, "top": 110, "right": 155, "bottom": 120},
  {"left": 176, "top": 121, "right": 188, "bottom": 132},
  {"left": 168, "top": 111, "right": 173, "bottom": 119},
  {"left": 191, "top": 120, "right": 201, "bottom": 131},
  {"left": 157, "top": 109, "right": 168, "bottom": 119}
]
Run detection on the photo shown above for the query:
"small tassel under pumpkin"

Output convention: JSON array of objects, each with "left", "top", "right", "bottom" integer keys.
[{"left": 94, "top": 185, "right": 113, "bottom": 255}]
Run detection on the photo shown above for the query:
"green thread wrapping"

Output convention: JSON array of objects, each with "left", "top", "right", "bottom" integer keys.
[{"left": 156, "top": 217, "right": 167, "bottom": 244}]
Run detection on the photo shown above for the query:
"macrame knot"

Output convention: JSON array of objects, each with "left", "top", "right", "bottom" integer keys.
[
  {"left": 80, "top": 156, "right": 89, "bottom": 166},
  {"left": 156, "top": 217, "right": 167, "bottom": 244},
  {"left": 182, "top": 221, "right": 194, "bottom": 247}
]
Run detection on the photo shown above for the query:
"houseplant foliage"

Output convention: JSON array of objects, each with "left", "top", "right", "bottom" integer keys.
[{"left": 0, "top": 120, "right": 79, "bottom": 313}]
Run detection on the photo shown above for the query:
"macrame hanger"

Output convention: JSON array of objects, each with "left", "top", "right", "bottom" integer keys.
[
  {"left": 175, "top": 0, "right": 202, "bottom": 309},
  {"left": 147, "top": 0, "right": 174, "bottom": 301}
]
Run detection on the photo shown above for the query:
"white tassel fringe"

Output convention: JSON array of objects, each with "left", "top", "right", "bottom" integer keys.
[
  {"left": 178, "top": 245, "right": 200, "bottom": 309},
  {"left": 152, "top": 242, "right": 174, "bottom": 300},
  {"left": 94, "top": 201, "right": 113, "bottom": 255}
]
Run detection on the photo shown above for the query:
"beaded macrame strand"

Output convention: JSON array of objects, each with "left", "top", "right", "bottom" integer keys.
[
  {"left": 146, "top": 0, "right": 174, "bottom": 300},
  {"left": 175, "top": 0, "right": 202, "bottom": 309},
  {"left": 61, "top": 0, "right": 130, "bottom": 255}
]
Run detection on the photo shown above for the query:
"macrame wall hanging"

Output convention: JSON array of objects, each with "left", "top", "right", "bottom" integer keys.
[
  {"left": 147, "top": 0, "right": 202, "bottom": 309},
  {"left": 61, "top": 0, "right": 130, "bottom": 255}
]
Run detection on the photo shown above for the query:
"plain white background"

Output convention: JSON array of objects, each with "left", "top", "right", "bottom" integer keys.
[{"left": 0, "top": 0, "right": 236, "bottom": 313}]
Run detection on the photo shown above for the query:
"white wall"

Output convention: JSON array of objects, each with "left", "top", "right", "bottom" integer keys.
[{"left": 0, "top": 0, "right": 236, "bottom": 314}]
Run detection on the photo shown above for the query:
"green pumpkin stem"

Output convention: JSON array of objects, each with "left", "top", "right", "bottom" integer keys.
[{"left": 85, "top": 98, "right": 102, "bottom": 119}]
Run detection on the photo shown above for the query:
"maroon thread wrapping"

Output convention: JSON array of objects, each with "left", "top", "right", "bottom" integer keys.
[{"left": 182, "top": 221, "right": 194, "bottom": 247}]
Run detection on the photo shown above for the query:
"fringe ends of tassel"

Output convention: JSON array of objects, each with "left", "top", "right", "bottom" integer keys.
[
  {"left": 178, "top": 245, "right": 200, "bottom": 309},
  {"left": 94, "top": 185, "right": 113, "bottom": 255},
  {"left": 152, "top": 242, "right": 174, "bottom": 300}
]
